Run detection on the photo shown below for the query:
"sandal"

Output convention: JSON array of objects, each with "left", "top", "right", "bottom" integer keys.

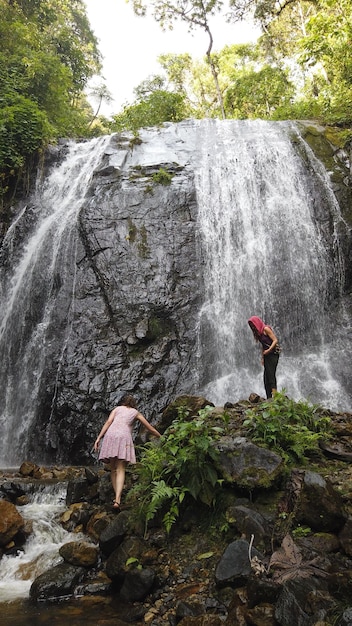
[{"left": 112, "top": 500, "right": 120, "bottom": 510}]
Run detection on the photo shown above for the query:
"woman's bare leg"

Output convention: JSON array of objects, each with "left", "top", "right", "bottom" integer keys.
[{"left": 110, "top": 458, "right": 126, "bottom": 505}]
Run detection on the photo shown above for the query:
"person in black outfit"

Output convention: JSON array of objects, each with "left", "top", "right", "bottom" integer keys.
[{"left": 248, "top": 315, "right": 280, "bottom": 399}]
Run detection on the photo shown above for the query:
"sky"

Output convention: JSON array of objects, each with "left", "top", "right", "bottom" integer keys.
[{"left": 83, "top": 0, "right": 261, "bottom": 116}]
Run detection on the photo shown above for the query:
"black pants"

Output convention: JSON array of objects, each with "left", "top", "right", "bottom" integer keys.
[{"left": 263, "top": 352, "right": 279, "bottom": 399}]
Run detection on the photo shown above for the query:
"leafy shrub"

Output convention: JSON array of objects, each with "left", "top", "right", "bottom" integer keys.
[
  {"left": 0, "top": 96, "right": 53, "bottom": 171},
  {"left": 243, "top": 391, "right": 331, "bottom": 463},
  {"left": 128, "top": 406, "right": 225, "bottom": 533}
]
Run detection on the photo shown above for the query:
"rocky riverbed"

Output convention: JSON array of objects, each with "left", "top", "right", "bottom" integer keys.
[{"left": 1, "top": 394, "right": 352, "bottom": 626}]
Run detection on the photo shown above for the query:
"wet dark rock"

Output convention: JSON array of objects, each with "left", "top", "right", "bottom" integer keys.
[
  {"left": 85, "top": 467, "right": 99, "bottom": 485},
  {"left": 327, "top": 568, "right": 352, "bottom": 603},
  {"left": 215, "top": 538, "right": 264, "bottom": 587},
  {"left": 60, "top": 502, "right": 95, "bottom": 532},
  {"left": 339, "top": 519, "right": 352, "bottom": 556},
  {"left": 98, "top": 511, "right": 130, "bottom": 556},
  {"left": 29, "top": 562, "right": 86, "bottom": 602},
  {"left": 295, "top": 470, "right": 347, "bottom": 532},
  {"left": 296, "top": 532, "right": 340, "bottom": 555},
  {"left": 74, "top": 571, "right": 112, "bottom": 596},
  {"left": 119, "top": 566, "right": 155, "bottom": 602},
  {"left": 0, "top": 481, "right": 30, "bottom": 502},
  {"left": 274, "top": 577, "right": 331, "bottom": 626},
  {"left": 225, "top": 505, "right": 270, "bottom": 547},
  {"left": 175, "top": 598, "right": 205, "bottom": 621},
  {"left": 66, "top": 477, "right": 98, "bottom": 505},
  {"left": 86, "top": 509, "right": 113, "bottom": 541},
  {"left": 105, "top": 536, "right": 145, "bottom": 579},
  {"left": 214, "top": 436, "right": 284, "bottom": 489},
  {"left": 246, "top": 576, "right": 280, "bottom": 609}
]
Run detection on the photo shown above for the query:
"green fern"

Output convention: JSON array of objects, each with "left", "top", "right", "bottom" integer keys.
[{"left": 127, "top": 405, "right": 224, "bottom": 532}]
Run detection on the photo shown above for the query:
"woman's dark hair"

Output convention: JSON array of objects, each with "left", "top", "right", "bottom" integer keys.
[{"left": 119, "top": 394, "right": 137, "bottom": 409}]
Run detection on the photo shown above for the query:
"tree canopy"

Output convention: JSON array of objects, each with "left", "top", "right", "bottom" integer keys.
[
  {"left": 0, "top": 0, "right": 102, "bottom": 200},
  {"left": 2, "top": 0, "right": 352, "bottom": 204}
]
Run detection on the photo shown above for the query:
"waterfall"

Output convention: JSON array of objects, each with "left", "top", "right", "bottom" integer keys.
[
  {"left": 0, "top": 136, "right": 111, "bottom": 467},
  {"left": 0, "top": 484, "right": 84, "bottom": 601},
  {"left": 0, "top": 121, "right": 351, "bottom": 469},
  {"left": 195, "top": 119, "right": 351, "bottom": 410}
]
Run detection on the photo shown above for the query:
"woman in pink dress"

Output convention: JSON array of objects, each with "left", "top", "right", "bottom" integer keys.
[{"left": 94, "top": 394, "right": 161, "bottom": 509}]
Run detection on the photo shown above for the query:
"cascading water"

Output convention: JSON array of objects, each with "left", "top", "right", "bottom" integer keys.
[
  {"left": 0, "top": 136, "right": 111, "bottom": 467},
  {"left": 195, "top": 119, "right": 352, "bottom": 410},
  {"left": 0, "top": 121, "right": 351, "bottom": 470},
  {"left": 0, "top": 484, "right": 84, "bottom": 602}
]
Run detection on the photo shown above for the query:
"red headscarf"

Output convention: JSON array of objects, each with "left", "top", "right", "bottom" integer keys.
[{"left": 248, "top": 316, "right": 266, "bottom": 335}]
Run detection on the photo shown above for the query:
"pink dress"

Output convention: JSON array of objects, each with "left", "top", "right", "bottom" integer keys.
[{"left": 98, "top": 406, "right": 138, "bottom": 463}]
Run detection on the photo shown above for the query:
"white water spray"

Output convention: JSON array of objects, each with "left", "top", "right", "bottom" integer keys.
[{"left": 0, "top": 484, "right": 86, "bottom": 602}]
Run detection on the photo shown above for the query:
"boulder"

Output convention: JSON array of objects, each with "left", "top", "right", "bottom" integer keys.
[
  {"left": 214, "top": 436, "right": 284, "bottom": 489},
  {"left": 106, "top": 536, "right": 145, "bottom": 580},
  {"left": 66, "top": 478, "right": 98, "bottom": 505},
  {"left": 99, "top": 510, "right": 130, "bottom": 556},
  {"left": 29, "top": 562, "right": 85, "bottom": 601},
  {"left": 59, "top": 540, "right": 99, "bottom": 567},
  {"left": 0, "top": 500, "right": 24, "bottom": 546},
  {"left": 225, "top": 505, "right": 269, "bottom": 546},
  {"left": 275, "top": 577, "right": 331, "bottom": 626},
  {"left": 19, "top": 461, "right": 39, "bottom": 477},
  {"left": 295, "top": 470, "right": 346, "bottom": 533},
  {"left": 119, "top": 566, "right": 155, "bottom": 602},
  {"left": 60, "top": 502, "right": 94, "bottom": 532},
  {"left": 215, "top": 539, "right": 264, "bottom": 587}
]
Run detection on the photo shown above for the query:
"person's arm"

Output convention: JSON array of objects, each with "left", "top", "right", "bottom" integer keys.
[
  {"left": 94, "top": 408, "right": 117, "bottom": 450},
  {"left": 263, "top": 326, "right": 278, "bottom": 355},
  {"left": 135, "top": 412, "right": 161, "bottom": 438}
]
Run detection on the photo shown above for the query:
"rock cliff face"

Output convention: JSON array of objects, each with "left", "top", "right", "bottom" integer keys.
[
  {"left": 1, "top": 120, "right": 352, "bottom": 466},
  {"left": 34, "top": 124, "right": 202, "bottom": 463}
]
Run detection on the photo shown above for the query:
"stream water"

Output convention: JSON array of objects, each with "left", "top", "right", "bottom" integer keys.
[{"left": 0, "top": 481, "right": 123, "bottom": 626}]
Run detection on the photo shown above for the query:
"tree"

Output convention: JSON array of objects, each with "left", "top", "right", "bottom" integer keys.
[
  {"left": 129, "top": 0, "right": 229, "bottom": 118},
  {"left": 88, "top": 83, "right": 113, "bottom": 128},
  {"left": 255, "top": 0, "right": 352, "bottom": 124},
  {"left": 0, "top": 0, "right": 102, "bottom": 201},
  {"left": 110, "top": 89, "right": 189, "bottom": 133},
  {"left": 224, "top": 64, "right": 295, "bottom": 118}
]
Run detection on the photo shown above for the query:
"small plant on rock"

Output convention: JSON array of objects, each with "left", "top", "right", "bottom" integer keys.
[{"left": 151, "top": 167, "right": 173, "bottom": 185}]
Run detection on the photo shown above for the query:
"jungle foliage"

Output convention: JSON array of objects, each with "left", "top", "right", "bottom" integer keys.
[
  {"left": 128, "top": 393, "right": 332, "bottom": 534},
  {"left": 2, "top": 0, "right": 352, "bottom": 200},
  {"left": 243, "top": 391, "right": 332, "bottom": 464},
  {"left": 111, "top": 0, "right": 352, "bottom": 131},
  {"left": 0, "top": 0, "right": 102, "bottom": 200},
  {"left": 127, "top": 405, "right": 225, "bottom": 534}
]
